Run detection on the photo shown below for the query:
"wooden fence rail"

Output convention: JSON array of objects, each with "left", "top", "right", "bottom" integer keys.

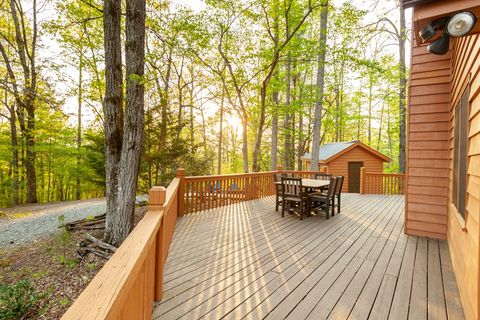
[
  {"left": 179, "top": 169, "right": 326, "bottom": 215},
  {"left": 360, "top": 168, "right": 406, "bottom": 195},
  {"left": 62, "top": 179, "right": 179, "bottom": 320}
]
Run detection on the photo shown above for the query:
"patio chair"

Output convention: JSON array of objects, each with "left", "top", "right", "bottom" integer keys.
[
  {"left": 333, "top": 176, "right": 344, "bottom": 214},
  {"left": 309, "top": 177, "right": 337, "bottom": 219},
  {"left": 282, "top": 172, "right": 294, "bottom": 178},
  {"left": 313, "top": 173, "right": 332, "bottom": 180},
  {"left": 313, "top": 173, "right": 332, "bottom": 192},
  {"left": 274, "top": 174, "right": 283, "bottom": 212},
  {"left": 281, "top": 177, "right": 309, "bottom": 220}
]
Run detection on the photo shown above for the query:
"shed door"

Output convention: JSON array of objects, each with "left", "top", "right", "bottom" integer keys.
[{"left": 348, "top": 162, "right": 363, "bottom": 193}]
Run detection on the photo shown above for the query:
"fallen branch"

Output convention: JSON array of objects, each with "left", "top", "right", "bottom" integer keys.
[
  {"left": 84, "top": 233, "right": 117, "bottom": 253},
  {"left": 63, "top": 213, "right": 106, "bottom": 231},
  {"left": 68, "top": 225, "right": 104, "bottom": 231},
  {"left": 83, "top": 247, "right": 111, "bottom": 259}
]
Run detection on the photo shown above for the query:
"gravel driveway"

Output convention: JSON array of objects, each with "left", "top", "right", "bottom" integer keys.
[{"left": 0, "top": 195, "right": 147, "bottom": 247}]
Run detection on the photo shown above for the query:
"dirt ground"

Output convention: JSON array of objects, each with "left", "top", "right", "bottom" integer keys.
[{"left": 0, "top": 206, "right": 147, "bottom": 319}]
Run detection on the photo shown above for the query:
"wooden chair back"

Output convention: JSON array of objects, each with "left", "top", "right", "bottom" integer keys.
[
  {"left": 314, "top": 173, "right": 332, "bottom": 180},
  {"left": 326, "top": 177, "right": 338, "bottom": 198},
  {"left": 334, "top": 176, "right": 344, "bottom": 195},
  {"left": 274, "top": 174, "right": 282, "bottom": 194},
  {"left": 281, "top": 177, "right": 303, "bottom": 197}
]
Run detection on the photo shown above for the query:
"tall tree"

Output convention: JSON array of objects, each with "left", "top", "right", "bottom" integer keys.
[
  {"left": 252, "top": 0, "right": 322, "bottom": 172},
  {"left": 0, "top": 0, "right": 39, "bottom": 203},
  {"left": 398, "top": 2, "right": 407, "bottom": 173},
  {"left": 310, "top": 1, "right": 328, "bottom": 171},
  {"left": 103, "top": 0, "right": 146, "bottom": 246},
  {"left": 372, "top": 4, "right": 407, "bottom": 172},
  {"left": 0, "top": 84, "right": 19, "bottom": 205},
  {"left": 76, "top": 47, "right": 84, "bottom": 200}
]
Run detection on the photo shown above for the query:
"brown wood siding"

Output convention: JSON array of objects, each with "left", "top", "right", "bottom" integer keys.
[
  {"left": 447, "top": 33, "right": 480, "bottom": 320},
  {"left": 327, "top": 146, "right": 384, "bottom": 192},
  {"left": 406, "top": 38, "right": 451, "bottom": 240}
]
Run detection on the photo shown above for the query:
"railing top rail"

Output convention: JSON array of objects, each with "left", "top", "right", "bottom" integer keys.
[
  {"left": 185, "top": 171, "right": 279, "bottom": 180},
  {"left": 364, "top": 173, "right": 405, "bottom": 177},
  {"left": 185, "top": 170, "right": 324, "bottom": 181}
]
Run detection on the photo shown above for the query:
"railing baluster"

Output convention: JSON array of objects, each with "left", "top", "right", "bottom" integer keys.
[{"left": 362, "top": 172, "right": 405, "bottom": 195}]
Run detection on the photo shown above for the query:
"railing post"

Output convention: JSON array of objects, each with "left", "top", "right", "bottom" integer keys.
[
  {"left": 360, "top": 167, "right": 366, "bottom": 194},
  {"left": 176, "top": 168, "right": 185, "bottom": 217},
  {"left": 149, "top": 186, "right": 166, "bottom": 301}
]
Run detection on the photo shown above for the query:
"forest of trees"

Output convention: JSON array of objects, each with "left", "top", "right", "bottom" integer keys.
[{"left": 0, "top": 0, "right": 408, "bottom": 208}]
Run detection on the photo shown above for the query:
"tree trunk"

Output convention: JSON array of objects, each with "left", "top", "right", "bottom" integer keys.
[
  {"left": 368, "top": 72, "right": 373, "bottom": 144},
  {"left": 297, "top": 74, "right": 304, "bottom": 170},
  {"left": 269, "top": 11, "right": 280, "bottom": 171},
  {"left": 103, "top": 0, "right": 125, "bottom": 245},
  {"left": 241, "top": 115, "right": 249, "bottom": 173},
  {"left": 335, "top": 86, "right": 340, "bottom": 142},
  {"left": 114, "top": 0, "right": 146, "bottom": 246},
  {"left": 284, "top": 51, "right": 292, "bottom": 169},
  {"left": 217, "top": 89, "right": 224, "bottom": 174},
  {"left": 24, "top": 102, "right": 37, "bottom": 203},
  {"left": 270, "top": 91, "right": 279, "bottom": 171},
  {"left": 76, "top": 53, "right": 83, "bottom": 200},
  {"left": 357, "top": 90, "right": 362, "bottom": 139},
  {"left": 104, "top": 0, "right": 146, "bottom": 246},
  {"left": 310, "top": 2, "right": 328, "bottom": 171},
  {"left": 7, "top": 97, "right": 19, "bottom": 206},
  {"left": 399, "top": 2, "right": 407, "bottom": 173},
  {"left": 377, "top": 101, "right": 384, "bottom": 150}
]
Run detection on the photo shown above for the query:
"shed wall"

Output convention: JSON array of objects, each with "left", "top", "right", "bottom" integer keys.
[
  {"left": 327, "top": 147, "right": 384, "bottom": 192},
  {"left": 304, "top": 146, "right": 385, "bottom": 192}
]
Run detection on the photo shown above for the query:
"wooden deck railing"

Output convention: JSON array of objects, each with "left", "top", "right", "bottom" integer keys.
[
  {"left": 62, "top": 179, "right": 179, "bottom": 320},
  {"left": 360, "top": 168, "right": 406, "bottom": 195},
  {"left": 178, "top": 169, "right": 326, "bottom": 214}
]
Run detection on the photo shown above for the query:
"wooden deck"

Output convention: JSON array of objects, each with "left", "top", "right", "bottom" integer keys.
[{"left": 152, "top": 194, "right": 465, "bottom": 320}]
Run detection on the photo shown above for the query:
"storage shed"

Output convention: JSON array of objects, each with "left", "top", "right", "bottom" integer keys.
[{"left": 301, "top": 141, "right": 391, "bottom": 193}]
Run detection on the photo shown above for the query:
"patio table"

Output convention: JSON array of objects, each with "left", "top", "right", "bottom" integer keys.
[{"left": 275, "top": 178, "right": 329, "bottom": 189}]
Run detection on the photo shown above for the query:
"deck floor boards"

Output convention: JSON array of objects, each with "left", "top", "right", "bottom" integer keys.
[{"left": 152, "top": 194, "right": 465, "bottom": 320}]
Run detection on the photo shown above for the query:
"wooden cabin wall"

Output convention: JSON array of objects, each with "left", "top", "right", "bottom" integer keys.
[
  {"left": 327, "top": 147, "right": 384, "bottom": 193},
  {"left": 447, "top": 33, "right": 480, "bottom": 320},
  {"left": 405, "top": 39, "right": 451, "bottom": 239}
]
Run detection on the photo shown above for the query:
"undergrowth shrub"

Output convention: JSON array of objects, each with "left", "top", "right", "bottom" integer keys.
[{"left": 0, "top": 279, "right": 39, "bottom": 320}]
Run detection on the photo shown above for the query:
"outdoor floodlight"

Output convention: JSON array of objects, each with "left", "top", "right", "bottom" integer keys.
[
  {"left": 420, "top": 11, "right": 477, "bottom": 55},
  {"left": 419, "top": 24, "right": 437, "bottom": 42},
  {"left": 446, "top": 12, "right": 476, "bottom": 37},
  {"left": 427, "top": 33, "right": 451, "bottom": 55},
  {"left": 419, "top": 17, "right": 448, "bottom": 42}
]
